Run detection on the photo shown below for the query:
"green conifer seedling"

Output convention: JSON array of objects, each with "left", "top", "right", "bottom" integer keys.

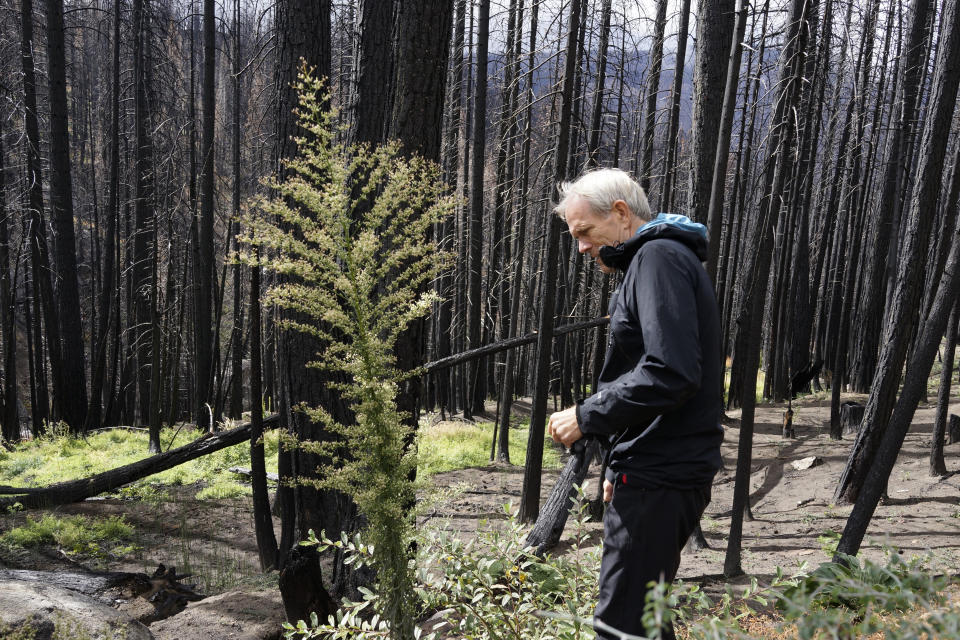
[{"left": 240, "top": 67, "right": 454, "bottom": 640}]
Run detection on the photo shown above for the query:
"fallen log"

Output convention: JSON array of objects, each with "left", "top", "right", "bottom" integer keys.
[
  {"left": 0, "top": 414, "right": 281, "bottom": 511},
  {"left": 228, "top": 466, "right": 280, "bottom": 482},
  {"left": 422, "top": 317, "right": 609, "bottom": 373},
  {"left": 525, "top": 438, "right": 601, "bottom": 556},
  {"left": 0, "top": 485, "right": 47, "bottom": 495}
]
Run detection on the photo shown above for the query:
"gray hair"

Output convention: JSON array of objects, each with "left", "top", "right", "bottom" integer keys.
[{"left": 554, "top": 168, "right": 651, "bottom": 221}]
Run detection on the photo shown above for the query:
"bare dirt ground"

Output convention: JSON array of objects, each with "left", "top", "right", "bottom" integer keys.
[
  {"left": 2, "top": 392, "right": 959, "bottom": 638},
  {"left": 430, "top": 393, "right": 960, "bottom": 587}
]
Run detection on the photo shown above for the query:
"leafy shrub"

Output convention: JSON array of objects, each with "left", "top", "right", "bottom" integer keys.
[
  {"left": 816, "top": 529, "right": 841, "bottom": 556},
  {"left": 672, "top": 552, "right": 958, "bottom": 640},
  {"left": 415, "top": 495, "right": 600, "bottom": 640},
  {"left": 775, "top": 551, "right": 950, "bottom": 638},
  {"left": 286, "top": 498, "right": 960, "bottom": 640},
  {"left": 285, "top": 485, "right": 601, "bottom": 640}
]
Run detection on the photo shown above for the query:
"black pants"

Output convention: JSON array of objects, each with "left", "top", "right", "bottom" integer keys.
[{"left": 594, "top": 480, "right": 710, "bottom": 640}]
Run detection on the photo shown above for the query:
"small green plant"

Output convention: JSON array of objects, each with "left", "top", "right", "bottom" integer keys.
[
  {"left": 194, "top": 479, "right": 249, "bottom": 500},
  {"left": 701, "top": 515, "right": 721, "bottom": 533},
  {"left": 245, "top": 67, "right": 454, "bottom": 640},
  {"left": 0, "top": 618, "right": 40, "bottom": 640},
  {"left": 781, "top": 551, "right": 945, "bottom": 614},
  {"left": 2, "top": 514, "right": 135, "bottom": 558},
  {"left": 116, "top": 483, "right": 169, "bottom": 504},
  {"left": 170, "top": 507, "right": 266, "bottom": 594},
  {"left": 817, "top": 529, "right": 841, "bottom": 556}
]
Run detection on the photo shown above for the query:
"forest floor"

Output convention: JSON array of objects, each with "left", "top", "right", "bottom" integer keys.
[
  {"left": 432, "top": 393, "right": 960, "bottom": 579},
  {"left": 1, "top": 391, "right": 959, "bottom": 639}
]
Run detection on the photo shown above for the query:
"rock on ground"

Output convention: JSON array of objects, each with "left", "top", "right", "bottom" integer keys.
[
  {"left": 148, "top": 589, "right": 285, "bottom": 640},
  {"left": 0, "top": 578, "right": 153, "bottom": 640},
  {"left": 791, "top": 456, "right": 823, "bottom": 471}
]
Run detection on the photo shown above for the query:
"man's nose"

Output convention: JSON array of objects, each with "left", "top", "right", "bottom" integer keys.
[{"left": 578, "top": 238, "right": 592, "bottom": 253}]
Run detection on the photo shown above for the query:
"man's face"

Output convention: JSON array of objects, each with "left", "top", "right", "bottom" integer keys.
[{"left": 565, "top": 195, "right": 630, "bottom": 273}]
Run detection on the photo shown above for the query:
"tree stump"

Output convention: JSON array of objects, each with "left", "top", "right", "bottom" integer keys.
[
  {"left": 948, "top": 414, "right": 960, "bottom": 444},
  {"left": 840, "top": 402, "right": 865, "bottom": 436},
  {"left": 278, "top": 545, "right": 336, "bottom": 626}
]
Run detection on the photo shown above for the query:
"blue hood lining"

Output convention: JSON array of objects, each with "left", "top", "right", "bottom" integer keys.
[{"left": 637, "top": 213, "right": 708, "bottom": 239}]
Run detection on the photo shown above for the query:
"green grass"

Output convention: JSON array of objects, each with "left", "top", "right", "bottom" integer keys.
[
  {"left": 0, "top": 425, "right": 280, "bottom": 500},
  {"left": 1, "top": 513, "right": 135, "bottom": 556},
  {"left": 0, "top": 416, "right": 562, "bottom": 500},
  {"left": 417, "top": 420, "right": 562, "bottom": 478}
]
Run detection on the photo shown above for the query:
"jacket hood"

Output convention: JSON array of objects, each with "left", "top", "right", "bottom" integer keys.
[{"left": 598, "top": 213, "right": 708, "bottom": 270}]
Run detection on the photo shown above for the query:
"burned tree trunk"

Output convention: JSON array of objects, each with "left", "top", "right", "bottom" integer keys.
[
  {"left": 519, "top": 0, "right": 584, "bottom": 523},
  {"left": 0, "top": 108, "right": 15, "bottom": 444},
  {"left": 835, "top": 0, "right": 960, "bottom": 505},
  {"left": 949, "top": 415, "right": 960, "bottom": 446},
  {"left": 525, "top": 438, "right": 600, "bottom": 555},
  {"left": 660, "top": 0, "right": 692, "bottom": 211},
  {"left": 840, "top": 402, "right": 865, "bottom": 437},
  {"left": 850, "top": 0, "right": 932, "bottom": 393},
  {"left": 465, "top": 0, "right": 490, "bottom": 419},
  {"left": 724, "top": 0, "right": 814, "bottom": 578},
  {"left": 638, "top": 0, "right": 668, "bottom": 191},
  {"left": 705, "top": 0, "right": 748, "bottom": 284},
  {"left": 278, "top": 545, "right": 336, "bottom": 627},
  {"left": 46, "top": 0, "right": 88, "bottom": 432},
  {"left": 689, "top": 0, "right": 736, "bottom": 223},
  {"left": 836, "top": 189, "right": 960, "bottom": 559},
  {"left": 930, "top": 300, "right": 958, "bottom": 476},
  {"left": 250, "top": 252, "right": 278, "bottom": 569}
]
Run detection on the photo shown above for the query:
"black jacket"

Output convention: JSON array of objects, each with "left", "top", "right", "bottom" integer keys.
[{"left": 576, "top": 219, "right": 724, "bottom": 489}]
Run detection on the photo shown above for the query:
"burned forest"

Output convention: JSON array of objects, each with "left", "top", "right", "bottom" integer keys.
[{"left": 0, "top": 0, "right": 960, "bottom": 638}]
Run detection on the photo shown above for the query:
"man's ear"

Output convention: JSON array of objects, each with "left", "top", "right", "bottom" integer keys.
[{"left": 611, "top": 199, "right": 633, "bottom": 224}]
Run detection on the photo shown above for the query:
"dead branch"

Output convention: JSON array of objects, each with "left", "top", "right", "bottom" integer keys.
[{"left": 422, "top": 317, "right": 609, "bottom": 374}]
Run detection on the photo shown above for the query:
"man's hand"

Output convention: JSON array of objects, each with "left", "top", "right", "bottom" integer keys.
[
  {"left": 547, "top": 406, "right": 583, "bottom": 448},
  {"left": 603, "top": 479, "right": 614, "bottom": 502}
]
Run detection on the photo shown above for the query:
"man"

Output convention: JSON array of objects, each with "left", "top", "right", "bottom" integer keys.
[{"left": 547, "top": 168, "right": 723, "bottom": 640}]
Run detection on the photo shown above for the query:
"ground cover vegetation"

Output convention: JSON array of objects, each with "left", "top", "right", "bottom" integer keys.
[
  {"left": 0, "top": 415, "right": 551, "bottom": 497},
  {"left": 284, "top": 485, "right": 960, "bottom": 640},
  {"left": 0, "top": 424, "right": 281, "bottom": 500},
  {"left": 1, "top": 513, "right": 135, "bottom": 558}
]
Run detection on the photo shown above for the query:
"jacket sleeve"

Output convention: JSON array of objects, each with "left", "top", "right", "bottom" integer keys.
[{"left": 577, "top": 242, "right": 703, "bottom": 436}]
